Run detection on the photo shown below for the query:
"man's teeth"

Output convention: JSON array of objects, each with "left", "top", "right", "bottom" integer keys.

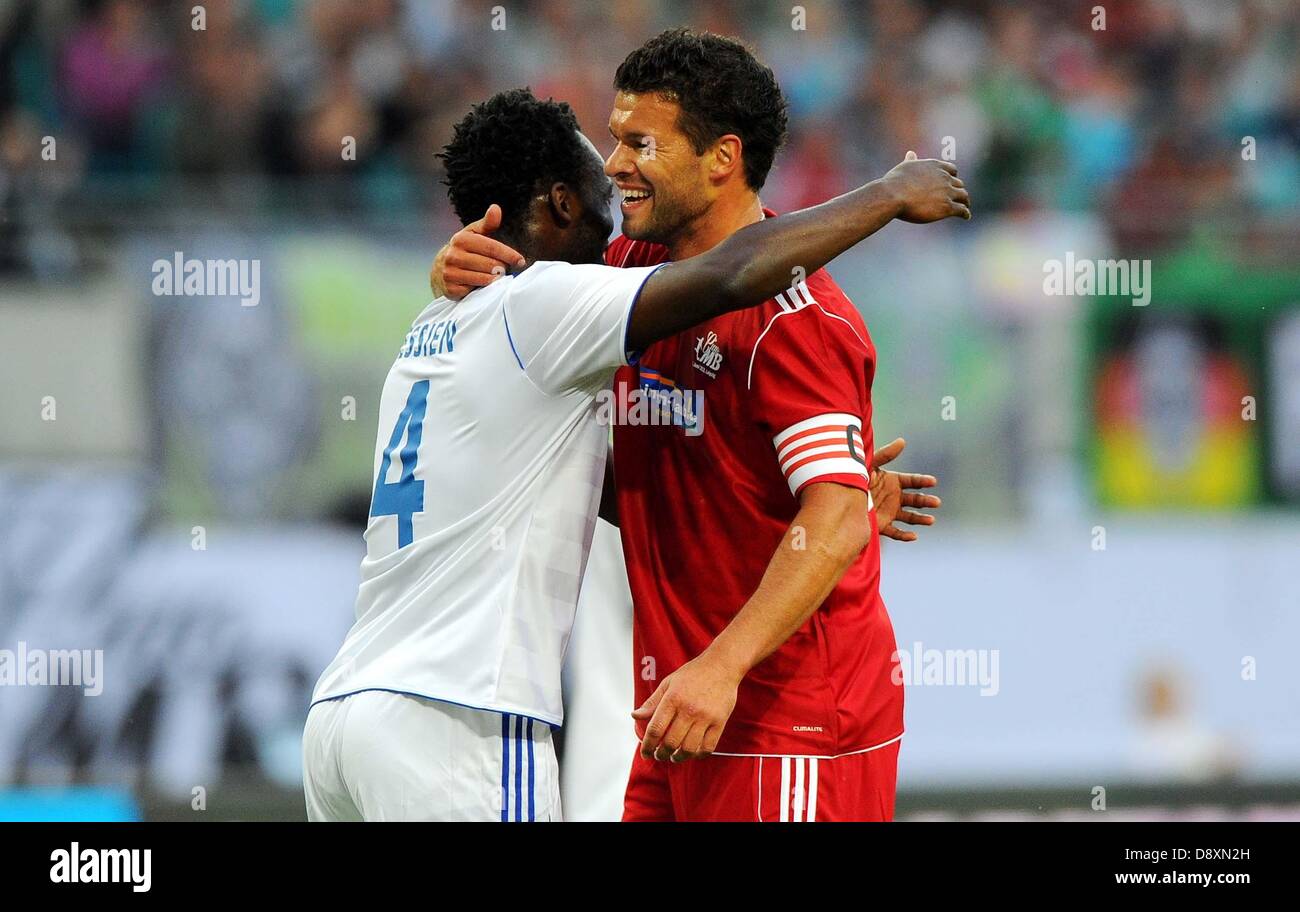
[{"left": 622, "top": 189, "right": 651, "bottom": 201}]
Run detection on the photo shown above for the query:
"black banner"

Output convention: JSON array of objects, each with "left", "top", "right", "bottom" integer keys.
[{"left": 1, "top": 821, "right": 1284, "bottom": 898}]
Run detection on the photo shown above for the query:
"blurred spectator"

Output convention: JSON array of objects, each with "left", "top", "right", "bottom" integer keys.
[
  {"left": 1131, "top": 664, "right": 1240, "bottom": 783},
  {"left": 0, "top": 0, "right": 1289, "bottom": 256},
  {"left": 59, "top": 0, "right": 169, "bottom": 173}
]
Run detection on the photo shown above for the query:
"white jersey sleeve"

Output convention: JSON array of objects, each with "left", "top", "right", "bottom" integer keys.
[{"left": 502, "top": 261, "right": 664, "bottom": 394}]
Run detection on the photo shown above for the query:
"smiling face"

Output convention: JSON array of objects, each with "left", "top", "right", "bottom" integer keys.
[{"left": 604, "top": 90, "right": 714, "bottom": 245}]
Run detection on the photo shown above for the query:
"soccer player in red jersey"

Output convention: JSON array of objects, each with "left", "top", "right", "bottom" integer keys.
[{"left": 432, "top": 29, "right": 967, "bottom": 821}]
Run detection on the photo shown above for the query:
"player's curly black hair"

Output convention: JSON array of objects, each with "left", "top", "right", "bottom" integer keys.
[
  {"left": 614, "top": 28, "right": 789, "bottom": 190},
  {"left": 438, "top": 88, "right": 589, "bottom": 236}
]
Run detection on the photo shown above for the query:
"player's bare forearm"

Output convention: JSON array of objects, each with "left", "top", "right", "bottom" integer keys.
[
  {"left": 432, "top": 157, "right": 966, "bottom": 321},
  {"left": 703, "top": 483, "right": 871, "bottom": 678},
  {"left": 626, "top": 155, "right": 968, "bottom": 351},
  {"left": 628, "top": 183, "right": 897, "bottom": 348},
  {"left": 633, "top": 483, "right": 871, "bottom": 762}
]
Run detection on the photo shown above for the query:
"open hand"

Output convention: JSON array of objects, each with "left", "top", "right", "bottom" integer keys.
[{"left": 870, "top": 437, "right": 941, "bottom": 542}]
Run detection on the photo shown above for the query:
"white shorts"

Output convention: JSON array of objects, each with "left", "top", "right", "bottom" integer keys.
[{"left": 302, "top": 690, "right": 561, "bottom": 822}]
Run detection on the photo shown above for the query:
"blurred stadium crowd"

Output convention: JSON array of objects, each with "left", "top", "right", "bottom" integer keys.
[{"left": 1, "top": 0, "right": 1298, "bottom": 276}]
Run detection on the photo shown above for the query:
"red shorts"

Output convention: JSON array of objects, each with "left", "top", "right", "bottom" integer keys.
[{"left": 622, "top": 737, "right": 901, "bottom": 822}]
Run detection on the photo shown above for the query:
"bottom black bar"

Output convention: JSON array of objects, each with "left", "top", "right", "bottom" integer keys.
[{"left": 0, "top": 821, "right": 1285, "bottom": 897}]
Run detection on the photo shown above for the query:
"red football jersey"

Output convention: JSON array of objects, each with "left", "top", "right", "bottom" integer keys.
[{"left": 605, "top": 222, "right": 904, "bottom": 757}]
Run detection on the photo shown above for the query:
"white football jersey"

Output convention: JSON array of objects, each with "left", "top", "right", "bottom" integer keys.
[{"left": 311, "top": 260, "right": 664, "bottom": 725}]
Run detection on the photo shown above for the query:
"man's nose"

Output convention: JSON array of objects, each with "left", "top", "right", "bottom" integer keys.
[{"left": 604, "top": 144, "right": 633, "bottom": 178}]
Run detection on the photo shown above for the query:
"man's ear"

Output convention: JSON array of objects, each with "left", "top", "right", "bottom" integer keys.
[
  {"left": 547, "top": 182, "right": 577, "bottom": 228},
  {"left": 710, "top": 134, "right": 744, "bottom": 185}
]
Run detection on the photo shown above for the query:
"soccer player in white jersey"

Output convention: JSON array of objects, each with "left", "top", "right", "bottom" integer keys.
[{"left": 302, "top": 88, "right": 969, "bottom": 821}]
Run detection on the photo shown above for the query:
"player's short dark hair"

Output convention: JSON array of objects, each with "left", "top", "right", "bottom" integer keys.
[
  {"left": 614, "top": 28, "right": 789, "bottom": 190},
  {"left": 439, "top": 88, "right": 589, "bottom": 236}
]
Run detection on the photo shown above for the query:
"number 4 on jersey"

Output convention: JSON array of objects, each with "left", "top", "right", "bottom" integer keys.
[{"left": 370, "top": 380, "right": 429, "bottom": 548}]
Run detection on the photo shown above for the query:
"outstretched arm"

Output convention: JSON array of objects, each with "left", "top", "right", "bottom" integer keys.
[
  {"left": 626, "top": 153, "right": 968, "bottom": 352},
  {"left": 430, "top": 152, "right": 971, "bottom": 332}
]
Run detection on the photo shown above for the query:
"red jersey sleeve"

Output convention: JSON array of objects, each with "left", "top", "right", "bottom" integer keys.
[{"left": 746, "top": 276, "right": 875, "bottom": 499}]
